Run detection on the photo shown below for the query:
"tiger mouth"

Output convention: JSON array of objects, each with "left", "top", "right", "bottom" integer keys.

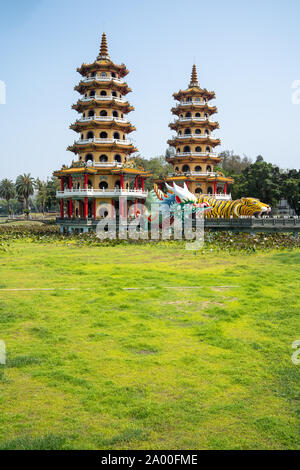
[{"left": 253, "top": 211, "right": 262, "bottom": 218}]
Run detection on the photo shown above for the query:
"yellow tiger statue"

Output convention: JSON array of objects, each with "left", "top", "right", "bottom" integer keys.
[
  {"left": 159, "top": 183, "right": 271, "bottom": 218},
  {"left": 198, "top": 196, "right": 271, "bottom": 218}
]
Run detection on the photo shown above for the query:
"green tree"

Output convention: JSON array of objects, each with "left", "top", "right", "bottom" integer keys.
[
  {"left": 281, "top": 170, "right": 300, "bottom": 215},
  {"left": 0, "top": 179, "right": 16, "bottom": 217},
  {"left": 35, "top": 178, "right": 48, "bottom": 216},
  {"left": 15, "top": 173, "right": 35, "bottom": 216},
  {"left": 128, "top": 152, "right": 173, "bottom": 191},
  {"left": 46, "top": 177, "right": 60, "bottom": 211},
  {"left": 231, "top": 159, "right": 282, "bottom": 207},
  {"left": 219, "top": 150, "right": 252, "bottom": 176}
]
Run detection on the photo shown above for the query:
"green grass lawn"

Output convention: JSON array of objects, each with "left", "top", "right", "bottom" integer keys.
[{"left": 0, "top": 239, "right": 300, "bottom": 450}]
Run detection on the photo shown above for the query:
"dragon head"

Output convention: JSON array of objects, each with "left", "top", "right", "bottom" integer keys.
[{"left": 164, "top": 182, "right": 211, "bottom": 213}]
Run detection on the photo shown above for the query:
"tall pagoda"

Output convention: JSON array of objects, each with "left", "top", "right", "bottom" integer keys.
[
  {"left": 54, "top": 33, "right": 150, "bottom": 233},
  {"left": 160, "top": 65, "right": 233, "bottom": 197}
]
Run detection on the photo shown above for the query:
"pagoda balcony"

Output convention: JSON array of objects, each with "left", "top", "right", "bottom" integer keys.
[
  {"left": 78, "top": 116, "right": 128, "bottom": 123},
  {"left": 93, "top": 162, "right": 123, "bottom": 168},
  {"left": 82, "top": 76, "right": 125, "bottom": 84},
  {"left": 75, "top": 137, "right": 132, "bottom": 146},
  {"left": 168, "top": 171, "right": 217, "bottom": 177},
  {"left": 172, "top": 152, "right": 218, "bottom": 158},
  {"left": 190, "top": 171, "right": 216, "bottom": 176},
  {"left": 176, "top": 117, "right": 216, "bottom": 123},
  {"left": 80, "top": 95, "right": 126, "bottom": 103},
  {"left": 175, "top": 134, "right": 216, "bottom": 139},
  {"left": 56, "top": 188, "right": 148, "bottom": 199},
  {"left": 179, "top": 100, "right": 212, "bottom": 106}
]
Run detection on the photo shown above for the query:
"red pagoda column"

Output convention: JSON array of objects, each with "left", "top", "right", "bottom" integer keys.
[
  {"left": 68, "top": 176, "right": 73, "bottom": 218},
  {"left": 120, "top": 174, "right": 124, "bottom": 189},
  {"left": 69, "top": 200, "right": 73, "bottom": 217},
  {"left": 84, "top": 197, "right": 88, "bottom": 218},
  {"left": 84, "top": 174, "right": 88, "bottom": 189},
  {"left": 224, "top": 183, "right": 227, "bottom": 195},
  {"left": 60, "top": 177, "right": 64, "bottom": 218}
]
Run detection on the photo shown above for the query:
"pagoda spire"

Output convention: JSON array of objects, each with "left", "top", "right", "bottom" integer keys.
[
  {"left": 189, "top": 64, "right": 199, "bottom": 87},
  {"left": 98, "top": 32, "right": 110, "bottom": 59}
]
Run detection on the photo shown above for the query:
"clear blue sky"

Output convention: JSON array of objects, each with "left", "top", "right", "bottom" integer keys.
[{"left": 0, "top": 0, "right": 299, "bottom": 180}]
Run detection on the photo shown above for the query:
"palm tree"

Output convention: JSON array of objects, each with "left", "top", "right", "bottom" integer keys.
[
  {"left": 36, "top": 178, "right": 48, "bottom": 217},
  {"left": 15, "top": 174, "right": 35, "bottom": 217},
  {"left": 0, "top": 179, "right": 16, "bottom": 218}
]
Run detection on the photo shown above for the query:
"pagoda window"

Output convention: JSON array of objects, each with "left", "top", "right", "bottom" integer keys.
[
  {"left": 113, "top": 132, "right": 120, "bottom": 139},
  {"left": 195, "top": 97, "right": 200, "bottom": 102},
  {"left": 114, "top": 154, "right": 121, "bottom": 162},
  {"left": 87, "top": 180, "right": 92, "bottom": 188},
  {"left": 89, "top": 91, "right": 95, "bottom": 97},
  {"left": 87, "top": 132, "right": 94, "bottom": 139},
  {"left": 100, "top": 132, "right": 108, "bottom": 138},
  {"left": 99, "top": 181, "right": 108, "bottom": 189},
  {"left": 91, "top": 72, "right": 96, "bottom": 77},
  {"left": 112, "top": 91, "right": 117, "bottom": 97},
  {"left": 182, "top": 165, "right": 190, "bottom": 173},
  {"left": 82, "top": 112, "right": 86, "bottom": 118},
  {"left": 81, "top": 134, "right": 84, "bottom": 139},
  {"left": 79, "top": 156, "right": 82, "bottom": 160},
  {"left": 178, "top": 131, "right": 182, "bottom": 136},
  {"left": 183, "top": 146, "right": 190, "bottom": 153},
  {"left": 184, "top": 128, "right": 191, "bottom": 135},
  {"left": 100, "top": 110, "right": 107, "bottom": 116},
  {"left": 115, "top": 180, "right": 121, "bottom": 189},
  {"left": 100, "top": 90, "right": 107, "bottom": 96},
  {"left": 186, "top": 97, "right": 191, "bottom": 102},
  {"left": 100, "top": 155, "right": 108, "bottom": 162},
  {"left": 195, "top": 146, "right": 202, "bottom": 152},
  {"left": 195, "top": 113, "right": 201, "bottom": 117},
  {"left": 195, "top": 187, "right": 202, "bottom": 194},
  {"left": 113, "top": 111, "right": 119, "bottom": 117},
  {"left": 206, "top": 146, "right": 210, "bottom": 153},
  {"left": 204, "top": 113, "right": 208, "bottom": 118},
  {"left": 185, "top": 112, "right": 191, "bottom": 118},
  {"left": 175, "top": 167, "right": 179, "bottom": 171},
  {"left": 206, "top": 165, "right": 212, "bottom": 172},
  {"left": 195, "top": 129, "right": 201, "bottom": 134},
  {"left": 88, "top": 110, "right": 95, "bottom": 117},
  {"left": 207, "top": 186, "right": 213, "bottom": 194},
  {"left": 195, "top": 166, "right": 202, "bottom": 171},
  {"left": 101, "top": 72, "right": 107, "bottom": 78},
  {"left": 111, "top": 72, "right": 116, "bottom": 78},
  {"left": 205, "top": 129, "right": 209, "bottom": 135},
  {"left": 85, "top": 154, "right": 93, "bottom": 162},
  {"left": 177, "top": 148, "right": 180, "bottom": 153}
]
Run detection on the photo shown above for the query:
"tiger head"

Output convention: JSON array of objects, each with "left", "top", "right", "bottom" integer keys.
[{"left": 238, "top": 197, "right": 271, "bottom": 217}]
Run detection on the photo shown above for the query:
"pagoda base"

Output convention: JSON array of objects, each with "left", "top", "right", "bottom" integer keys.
[{"left": 57, "top": 217, "right": 101, "bottom": 234}]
